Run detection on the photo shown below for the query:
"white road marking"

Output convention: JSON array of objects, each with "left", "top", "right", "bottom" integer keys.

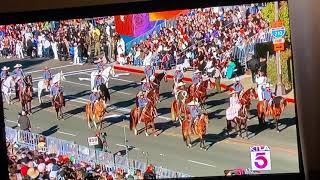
[
  {"left": 110, "top": 77, "right": 134, "bottom": 83},
  {"left": 187, "top": 160, "right": 216, "bottom": 168},
  {"left": 63, "top": 80, "right": 132, "bottom": 95},
  {"left": 5, "top": 120, "right": 17, "bottom": 124},
  {"left": 57, "top": 131, "right": 77, "bottom": 137},
  {"left": 32, "top": 68, "right": 96, "bottom": 80},
  {"left": 27, "top": 64, "right": 82, "bottom": 74}
]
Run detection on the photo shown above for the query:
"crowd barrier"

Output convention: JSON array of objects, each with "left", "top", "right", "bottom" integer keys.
[{"left": 5, "top": 127, "right": 192, "bottom": 178}]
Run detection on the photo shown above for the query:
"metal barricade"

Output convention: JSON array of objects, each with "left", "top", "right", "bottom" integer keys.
[
  {"left": 46, "top": 136, "right": 62, "bottom": 155},
  {"left": 95, "top": 150, "right": 115, "bottom": 170},
  {"left": 5, "top": 127, "right": 18, "bottom": 143},
  {"left": 114, "top": 154, "right": 129, "bottom": 170},
  {"left": 16, "top": 130, "right": 40, "bottom": 150}
]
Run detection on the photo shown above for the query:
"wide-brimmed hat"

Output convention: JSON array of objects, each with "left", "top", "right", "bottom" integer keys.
[
  {"left": 229, "top": 89, "right": 236, "bottom": 95},
  {"left": 27, "top": 167, "right": 40, "bottom": 179},
  {"left": 92, "top": 88, "right": 98, "bottom": 93},
  {"left": 175, "top": 66, "right": 181, "bottom": 71},
  {"left": 141, "top": 79, "right": 147, "bottom": 83},
  {"left": 194, "top": 70, "right": 201, "bottom": 74},
  {"left": 234, "top": 77, "right": 240, "bottom": 82},
  {"left": 266, "top": 83, "right": 270, "bottom": 88},
  {"left": 1, "top": 66, "right": 10, "bottom": 71},
  {"left": 177, "top": 82, "right": 186, "bottom": 87},
  {"left": 187, "top": 100, "right": 199, "bottom": 106},
  {"left": 14, "top": 64, "right": 22, "bottom": 68}
]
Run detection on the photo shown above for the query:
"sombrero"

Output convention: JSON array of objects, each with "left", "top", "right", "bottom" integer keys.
[
  {"left": 229, "top": 89, "right": 236, "bottom": 95},
  {"left": 177, "top": 82, "right": 186, "bottom": 87},
  {"left": 141, "top": 79, "right": 147, "bottom": 83},
  {"left": 234, "top": 77, "right": 240, "bottom": 82},
  {"left": 150, "top": 75, "right": 155, "bottom": 81},
  {"left": 194, "top": 70, "right": 201, "bottom": 74},
  {"left": 27, "top": 167, "right": 40, "bottom": 179},
  {"left": 1, "top": 66, "right": 9, "bottom": 71},
  {"left": 187, "top": 100, "right": 199, "bottom": 106},
  {"left": 14, "top": 64, "right": 22, "bottom": 68}
]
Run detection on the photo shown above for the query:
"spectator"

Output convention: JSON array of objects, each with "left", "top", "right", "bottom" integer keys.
[
  {"left": 17, "top": 111, "right": 31, "bottom": 132},
  {"left": 94, "top": 131, "right": 104, "bottom": 151}
]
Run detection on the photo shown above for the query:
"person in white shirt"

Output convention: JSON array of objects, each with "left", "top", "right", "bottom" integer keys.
[
  {"left": 255, "top": 70, "right": 267, "bottom": 101},
  {"left": 51, "top": 39, "right": 58, "bottom": 60},
  {"left": 15, "top": 40, "right": 24, "bottom": 59},
  {"left": 205, "top": 58, "right": 215, "bottom": 77},
  {"left": 43, "top": 39, "right": 51, "bottom": 58},
  {"left": 143, "top": 50, "right": 152, "bottom": 66},
  {"left": 73, "top": 43, "right": 80, "bottom": 65}
]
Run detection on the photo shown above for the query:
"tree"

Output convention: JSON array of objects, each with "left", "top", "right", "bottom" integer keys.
[{"left": 261, "top": 1, "right": 291, "bottom": 41}]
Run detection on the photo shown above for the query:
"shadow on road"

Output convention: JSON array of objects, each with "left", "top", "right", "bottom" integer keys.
[
  {"left": 40, "top": 125, "right": 59, "bottom": 136},
  {"left": 110, "top": 82, "right": 139, "bottom": 94},
  {"left": 208, "top": 108, "right": 225, "bottom": 120},
  {"left": 278, "top": 117, "right": 296, "bottom": 132},
  {"left": 0, "top": 58, "right": 49, "bottom": 72},
  {"left": 191, "top": 131, "right": 228, "bottom": 150},
  {"left": 206, "top": 98, "right": 228, "bottom": 109},
  {"left": 63, "top": 105, "right": 85, "bottom": 120}
]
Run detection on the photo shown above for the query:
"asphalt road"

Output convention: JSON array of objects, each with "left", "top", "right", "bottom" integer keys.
[{"left": 2, "top": 58, "right": 300, "bottom": 176}]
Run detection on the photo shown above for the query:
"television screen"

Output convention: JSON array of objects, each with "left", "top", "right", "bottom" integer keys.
[{"left": 2, "top": 1, "right": 300, "bottom": 178}]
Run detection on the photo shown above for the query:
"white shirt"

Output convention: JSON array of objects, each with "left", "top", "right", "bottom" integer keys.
[
  {"left": 143, "top": 52, "right": 152, "bottom": 66},
  {"left": 44, "top": 40, "right": 50, "bottom": 48},
  {"left": 256, "top": 76, "right": 267, "bottom": 86}
]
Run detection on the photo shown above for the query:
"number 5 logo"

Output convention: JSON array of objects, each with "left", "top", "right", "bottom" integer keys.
[{"left": 254, "top": 152, "right": 268, "bottom": 169}]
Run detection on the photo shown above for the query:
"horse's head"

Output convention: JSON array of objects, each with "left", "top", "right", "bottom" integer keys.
[{"left": 201, "top": 113, "right": 209, "bottom": 124}]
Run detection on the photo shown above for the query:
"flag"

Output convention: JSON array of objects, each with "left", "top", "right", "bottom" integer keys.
[
  {"left": 132, "top": 13, "right": 156, "bottom": 37},
  {"left": 115, "top": 15, "right": 134, "bottom": 36}
]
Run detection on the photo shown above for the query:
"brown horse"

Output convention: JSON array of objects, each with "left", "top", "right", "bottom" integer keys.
[
  {"left": 226, "top": 105, "right": 249, "bottom": 139},
  {"left": 141, "top": 72, "right": 168, "bottom": 102},
  {"left": 181, "top": 113, "right": 209, "bottom": 150},
  {"left": 53, "top": 91, "right": 65, "bottom": 120},
  {"left": 21, "top": 75, "right": 33, "bottom": 114},
  {"left": 257, "top": 96, "right": 287, "bottom": 132},
  {"left": 188, "top": 80, "right": 209, "bottom": 108},
  {"left": 239, "top": 88, "right": 258, "bottom": 111},
  {"left": 85, "top": 98, "right": 106, "bottom": 130},
  {"left": 130, "top": 90, "right": 158, "bottom": 136}
]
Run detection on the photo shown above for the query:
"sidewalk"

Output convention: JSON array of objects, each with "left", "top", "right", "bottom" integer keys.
[{"left": 113, "top": 64, "right": 295, "bottom": 104}]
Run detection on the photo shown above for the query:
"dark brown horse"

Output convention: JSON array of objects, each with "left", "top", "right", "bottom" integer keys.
[
  {"left": 130, "top": 89, "right": 158, "bottom": 136},
  {"left": 239, "top": 88, "right": 258, "bottom": 111},
  {"left": 188, "top": 80, "right": 209, "bottom": 108},
  {"left": 181, "top": 113, "right": 209, "bottom": 150},
  {"left": 21, "top": 75, "right": 33, "bottom": 114},
  {"left": 226, "top": 105, "right": 249, "bottom": 139},
  {"left": 257, "top": 96, "right": 287, "bottom": 132},
  {"left": 141, "top": 72, "right": 168, "bottom": 102},
  {"left": 53, "top": 91, "right": 65, "bottom": 120}
]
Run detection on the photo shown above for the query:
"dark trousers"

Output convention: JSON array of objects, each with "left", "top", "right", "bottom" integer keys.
[{"left": 215, "top": 78, "right": 221, "bottom": 93}]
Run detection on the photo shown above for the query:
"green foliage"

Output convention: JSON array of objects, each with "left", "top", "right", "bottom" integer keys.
[
  {"left": 267, "top": 49, "right": 293, "bottom": 90},
  {"left": 261, "top": 1, "right": 291, "bottom": 41}
]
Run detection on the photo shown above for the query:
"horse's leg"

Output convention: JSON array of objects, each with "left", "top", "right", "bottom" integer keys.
[
  {"left": 93, "top": 119, "right": 98, "bottom": 129},
  {"left": 152, "top": 122, "right": 157, "bottom": 137},
  {"left": 276, "top": 118, "right": 280, "bottom": 133},
  {"left": 56, "top": 108, "right": 59, "bottom": 120},
  {"left": 187, "top": 134, "right": 192, "bottom": 148}
]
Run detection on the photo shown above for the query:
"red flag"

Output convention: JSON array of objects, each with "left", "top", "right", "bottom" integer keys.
[{"left": 115, "top": 15, "right": 134, "bottom": 36}]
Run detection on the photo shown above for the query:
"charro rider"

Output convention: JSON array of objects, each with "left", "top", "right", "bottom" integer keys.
[
  {"left": 89, "top": 88, "right": 100, "bottom": 112},
  {"left": 262, "top": 83, "right": 274, "bottom": 112},
  {"left": 137, "top": 91, "right": 149, "bottom": 123},
  {"left": 232, "top": 77, "right": 244, "bottom": 97},
  {"left": 50, "top": 80, "right": 63, "bottom": 108},
  {"left": 175, "top": 81, "right": 187, "bottom": 117},
  {"left": 94, "top": 72, "right": 104, "bottom": 89},
  {"left": 187, "top": 100, "right": 201, "bottom": 133},
  {"left": 12, "top": 64, "right": 25, "bottom": 79},
  {"left": 1, "top": 66, "right": 10, "bottom": 81},
  {"left": 173, "top": 66, "right": 184, "bottom": 95},
  {"left": 43, "top": 66, "right": 52, "bottom": 91},
  {"left": 144, "top": 64, "right": 155, "bottom": 82},
  {"left": 96, "top": 58, "right": 105, "bottom": 73}
]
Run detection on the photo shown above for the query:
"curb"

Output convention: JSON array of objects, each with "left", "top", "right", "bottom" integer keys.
[{"left": 114, "top": 65, "right": 295, "bottom": 104}]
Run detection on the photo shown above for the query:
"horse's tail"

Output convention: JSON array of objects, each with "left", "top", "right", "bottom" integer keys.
[
  {"left": 130, "top": 107, "right": 135, "bottom": 130},
  {"left": 182, "top": 121, "right": 187, "bottom": 142}
]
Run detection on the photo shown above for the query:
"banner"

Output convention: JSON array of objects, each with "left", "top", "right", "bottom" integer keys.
[
  {"left": 132, "top": 13, "right": 156, "bottom": 37},
  {"left": 115, "top": 15, "right": 134, "bottom": 36},
  {"left": 149, "top": 10, "right": 189, "bottom": 21},
  {"left": 88, "top": 137, "right": 99, "bottom": 146}
]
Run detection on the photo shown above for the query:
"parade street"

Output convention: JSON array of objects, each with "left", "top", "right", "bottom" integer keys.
[{"left": 3, "top": 58, "right": 299, "bottom": 176}]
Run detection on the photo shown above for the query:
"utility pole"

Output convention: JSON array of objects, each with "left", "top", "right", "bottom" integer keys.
[
  {"left": 274, "top": 1, "right": 285, "bottom": 96},
  {"left": 123, "top": 118, "right": 130, "bottom": 174}
]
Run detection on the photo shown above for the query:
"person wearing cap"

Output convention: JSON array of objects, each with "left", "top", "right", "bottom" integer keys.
[
  {"left": 43, "top": 66, "right": 52, "bottom": 91},
  {"left": 188, "top": 100, "right": 201, "bottom": 132},
  {"left": 262, "top": 83, "right": 274, "bottom": 112},
  {"left": 1, "top": 66, "right": 10, "bottom": 80},
  {"left": 141, "top": 79, "right": 151, "bottom": 93},
  {"left": 89, "top": 88, "right": 100, "bottom": 112},
  {"left": 94, "top": 73, "right": 104, "bottom": 88},
  {"left": 12, "top": 64, "right": 25, "bottom": 79},
  {"left": 17, "top": 110, "right": 31, "bottom": 132},
  {"left": 232, "top": 77, "right": 243, "bottom": 97},
  {"left": 137, "top": 91, "right": 149, "bottom": 123}
]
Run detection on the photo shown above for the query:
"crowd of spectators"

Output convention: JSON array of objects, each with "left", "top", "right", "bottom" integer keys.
[
  {"left": 6, "top": 138, "right": 157, "bottom": 180},
  {"left": 0, "top": 17, "right": 117, "bottom": 64},
  {"left": 127, "top": 4, "right": 269, "bottom": 78}
]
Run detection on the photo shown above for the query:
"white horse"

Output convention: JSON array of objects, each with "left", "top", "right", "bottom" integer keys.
[
  {"left": 37, "top": 71, "right": 66, "bottom": 104},
  {"left": 1, "top": 76, "right": 15, "bottom": 105},
  {"left": 79, "top": 66, "right": 116, "bottom": 90}
]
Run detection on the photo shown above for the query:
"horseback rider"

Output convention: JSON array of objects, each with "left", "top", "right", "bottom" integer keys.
[
  {"left": 12, "top": 64, "right": 25, "bottom": 80},
  {"left": 94, "top": 73, "right": 104, "bottom": 89},
  {"left": 89, "top": 88, "right": 100, "bottom": 112},
  {"left": 233, "top": 77, "right": 244, "bottom": 97},
  {"left": 96, "top": 58, "right": 105, "bottom": 72},
  {"left": 176, "top": 82, "right": 187, "bottom": 115},
  {"left": 141, "top": 79, "right": 152, "bottom": 93},
  {"left": 173, "top": 66, "right": 184, "bottom": 94},
  {"left": 1, "top": 66, "right": 10, "bottom": 81},
  {"left": 137, "top": 91, "right": 149, "bottom": 123},
  {"left": 188, "top": 100, "right": 201, "bottom": 133},
  {"left": 255, "top": 70, "right": 267, "bottom": 101},
  {"left": 192, "top": 70, "right": 202, "bottom": 87},
  {"left": 144, "top": 65, "right": 155, "bottom": 82},
  {"left": 263, "top": 83, "right": 274, "bottom": 112},
  {"left": 50, "top": 81, "right": 63, "bottom": 108},
  {"left": 43, "top": 66, "right": 52, "bottom": 91}
]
